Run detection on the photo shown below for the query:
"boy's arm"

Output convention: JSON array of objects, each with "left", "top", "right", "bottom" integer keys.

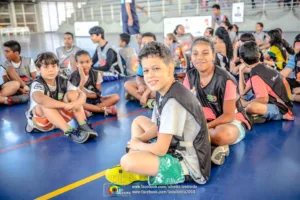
[
  {"left": 33, "top": 91, "right": 67, "bottom": 109},
  {"left": 280, "top": 68, "right": 293, "bottom": 78},
  {"left": 208, "top": 99, "right": 236, "bottom": 129},
  {"left": 131, "top": 134, "right": 173, "bottom": 156},
  {"left": 135, "top": 4, "right": 148, "bottom": 15},
  {"left": 2, "top": 75, "right": 9, "bottom": 83},
  {"left": 84, "top": 83, "right": 101, "bottom": 99}
]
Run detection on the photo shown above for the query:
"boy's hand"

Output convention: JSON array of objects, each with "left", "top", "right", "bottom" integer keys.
[
  {"left": 129, "top": 138, "right": 142, "bottom": 151},
  {"left": 64, "top": 103, "right": 74, "bottom": 111},
  {"left": 79, "top": 66, "right": 85, "bottom": 78},
  {"left": 19, "top": 88, "right": 29, "bottom": 94},
  {"left": 72, "top": 100, "right": 84, "bottom": 111},
  {"left": 137, "top": 84, "right": 147, "bottom": 94}
]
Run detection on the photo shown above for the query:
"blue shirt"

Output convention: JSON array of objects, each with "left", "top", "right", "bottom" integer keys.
[
  {"left": 286, "top": 55, "right": 296, "bottom": 78},
  {"left": 136, "top": 63, "right": 143, "bottom": 76}
]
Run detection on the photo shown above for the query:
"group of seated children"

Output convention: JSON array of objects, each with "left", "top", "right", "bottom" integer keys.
[
  {"left": 1, "top": 21, "right": 299, "bottom": 188},
  {"left": 105, "top": 34, "right": 297, "bottom": 187}
]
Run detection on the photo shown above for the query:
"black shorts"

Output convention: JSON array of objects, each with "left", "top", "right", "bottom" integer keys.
[
  {"left": 286, "top": 78, "right": 300, "bottom": 90},
  {"left": 86, "top": 98, "right": 101, "bottom": 105}
]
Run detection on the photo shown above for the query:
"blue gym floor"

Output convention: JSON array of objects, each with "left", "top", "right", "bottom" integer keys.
[{"left": 0, "top": 34, "right": 300, "bottom": 200}]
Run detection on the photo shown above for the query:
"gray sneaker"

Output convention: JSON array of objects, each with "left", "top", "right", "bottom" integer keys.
[
  {"left": 78, "top": 123, "right": 98, "bottom": 139},
  {"left": 65, "top": 129, "right": 90, "bottom": 144},
  {"left": 211, "top": 145, "right": 230, "bottom": 165},
  {"left": 125, "top": 92, "right": 136, "bottom": 101}
]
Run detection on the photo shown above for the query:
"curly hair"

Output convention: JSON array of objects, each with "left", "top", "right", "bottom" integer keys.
[
  {"left": 138, "top": 41, "right": 173, "bottom": 65},
  {"left": 215, "top": 27, "right": 233, "bottom": 60}
]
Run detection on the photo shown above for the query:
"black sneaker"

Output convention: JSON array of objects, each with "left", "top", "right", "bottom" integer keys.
[
  {"left": 250, "top": 114, "right": 267, "bottom": 124},
  {"left": 125, "top": 92, "right": 136, "bottom": 101},
  {"left": 78, "top": 123, "right": 98, "bottom": 139},
  {"left": 65, "top": 129, "right": 90, "bottom": 144}
]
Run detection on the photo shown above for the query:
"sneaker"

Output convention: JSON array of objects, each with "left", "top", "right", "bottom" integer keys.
[
  {"left": 25, "top": 123, "right": 41, "bottom": 133},
  {"left": 211, "top": 145, "right": 230, "bottom": 166},
  {"left": 250, "top": 114, "right": 267, "bottom": 124},
  {"left": 7, "top": 94, "right": 29, "bottom": 105},
  {"left": 78, "top": 123, "right": 98, "bottom": 139},
  {"left": 104, "top": 106, "right": 118, "bottom": 116},
  {"left": 105, "top": 165, "right": 148, "bottom": 186},
  {"left": 125, "top": 141, "right": 130, "bottom": 153},
  {"left": 125, "top": 92, "right": 136, "bottom": 101},
  {"left": 65, "top": 129, "right": 90, "bottom": 144}
]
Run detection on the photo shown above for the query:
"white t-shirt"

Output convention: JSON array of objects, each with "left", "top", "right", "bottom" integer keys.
[
  {"left": 26, "top": 80, "right": 78, "bottom": 121},
  {"left": 1, "top": 58, "right": 36, "bottom": 76},
  {"left": 83, "top": 72, "right": 103, "bottom": 93},
  {"left": 151, "top": 98, "right": 205, "bottom": 183}
]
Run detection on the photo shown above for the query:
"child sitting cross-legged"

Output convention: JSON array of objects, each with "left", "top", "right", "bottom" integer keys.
[
  {"left": 25, "top": 52, "right": 98, "bottom": 143},
  {"left": 69, "top": 50, "right": 119, "bottom": 116}
]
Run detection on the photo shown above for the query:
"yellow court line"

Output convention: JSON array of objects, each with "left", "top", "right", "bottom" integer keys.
[{"left": 35, "top": 170, "right": 107, "bottom": 200}]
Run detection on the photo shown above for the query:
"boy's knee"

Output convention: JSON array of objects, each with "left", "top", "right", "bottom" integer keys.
[
  {"left": 120, "top": 154, "right": 134, "bottom": 172},
  {"left": 33, "top": 105, "right": 44, "bottom": 117},
  {"left": 132, "top": 116, "right": 147, "bottom": 126},
  {"left": 211, "top": 126, "right": 236, "bottom": 146},
  {"left": 66, "top": 91, "right": 79, "bottom": 102},
  {"left": 246, "top": 103, "right": 259, "bottom": 114},
  {"left": 11, "top": 81, "right": 21, "bottom": 89},
  {"left": 124, "top": 81, "right": 131, "bottom": 90},
  {"left": 124, "top": 81, "right": 137, "bottom": 92},
  {"left": 113, "top": 94, "right": 120, "bottom": 102}
]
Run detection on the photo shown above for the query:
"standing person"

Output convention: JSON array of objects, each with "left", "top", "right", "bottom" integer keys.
[
  {"left": 121, "top": 0, "right": 148, "bottom": 35},
  {"left": 211, "top": 4, "right": 228, "bottom": 29},
  {"left": 253, "top": 22, "right": 268, "bottom": 48}
]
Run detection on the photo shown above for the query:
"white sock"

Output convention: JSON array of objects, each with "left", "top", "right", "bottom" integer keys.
[{"left": 292, "top": 94, "right": 296, "bottom": 101}]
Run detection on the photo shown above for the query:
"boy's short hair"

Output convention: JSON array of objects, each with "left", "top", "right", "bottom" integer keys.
[
  {"left": 120, "top": 33, "right": 131, "bottom": 45},
  {"left": 240, "top": 33, "right": 255, "bottom": 42},
  {"left": 239, "top": 41, "right": 260, "bottom": 65},
  {"left": 138, "top": 41, "right": 173, "bottom": 65},
  {"left": 89, "top": 26, "right": 105, "bottom": 39},
  {"left": 35, "top": 52, "right": 59, "bottom": 68},
  {"left": 3, "top": 40, "right": 21, "bottom": 54},
  {"left": 206, "top": 27, "right": 214, "bottom": 36},
  {"left": 212, "top": 4, "right": 221, "bottom": 10},
  {"left": 75, "top": 50, "right": 91, "bottom": 62},
  {"left": 64, "top": 32, "right": 74, "bottom": 39},
  {"left": 141, "top": 32, "right": 157, "bottom": 41},
  {"left": 256, "top": 22, "right": 264, "bottom": 28}
]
